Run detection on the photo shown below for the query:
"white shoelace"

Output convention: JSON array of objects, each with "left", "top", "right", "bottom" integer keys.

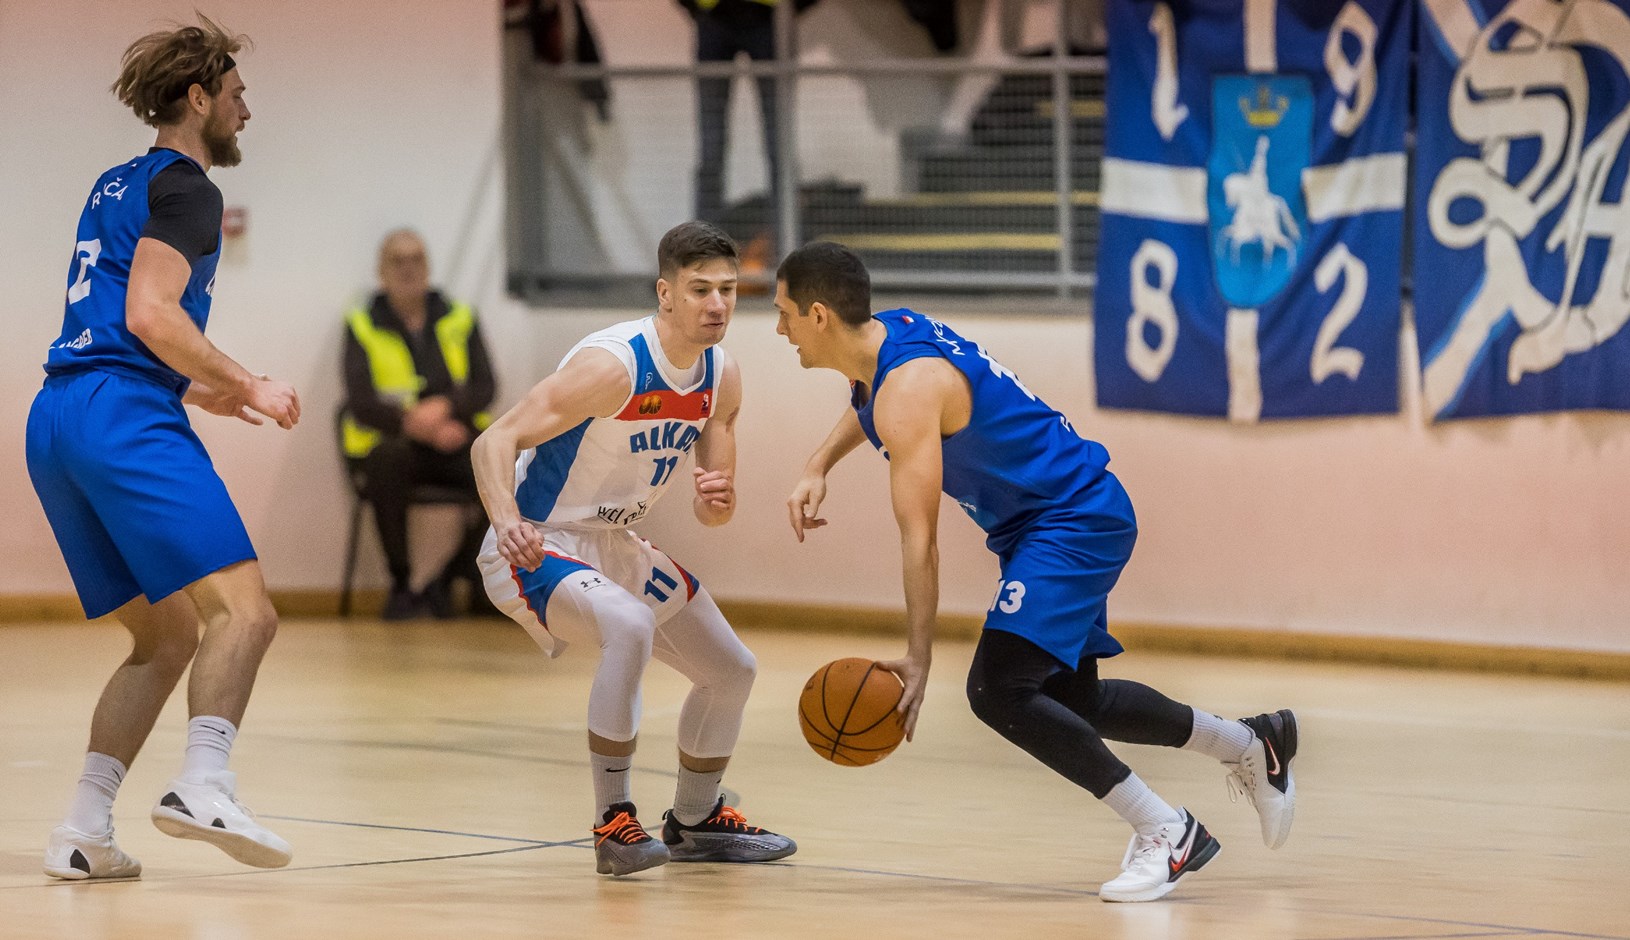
[
  {"left": 1120, "top": 829, "right": 1172, "bottom": 870},
  {"left": 1225, "top": 755, "right": 1259, "bottom": 805}
]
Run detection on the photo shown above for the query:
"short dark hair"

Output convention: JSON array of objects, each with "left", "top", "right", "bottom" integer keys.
[
  {"left": 657, "top": 221, "right": 738, "bottom": 279},
  {"left": 112, "top": 14, "right": 248, "bottom": 128},
  {"left": 776, "top": 241, "right": 872, "bottom": 326}
]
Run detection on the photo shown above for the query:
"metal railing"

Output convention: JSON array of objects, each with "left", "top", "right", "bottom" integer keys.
[{"left": 504, "top": 1, "right": 1103, "bottom": 301}]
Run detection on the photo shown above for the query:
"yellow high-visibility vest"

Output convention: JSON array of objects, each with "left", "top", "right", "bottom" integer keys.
[{"left": 341, "top": 301, "right": 492, "bottom": 458}]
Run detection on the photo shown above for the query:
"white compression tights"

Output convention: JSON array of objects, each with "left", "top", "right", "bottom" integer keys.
[{"left": 543, "top": 582, "right": 756, "bottom": 759}]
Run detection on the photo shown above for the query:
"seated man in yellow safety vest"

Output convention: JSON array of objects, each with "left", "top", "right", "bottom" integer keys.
[{"left": 341, "top": 229, "right": 496, "bottom": 619}]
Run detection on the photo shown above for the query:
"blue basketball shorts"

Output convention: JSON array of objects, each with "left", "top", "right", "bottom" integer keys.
[
  {"left": 25, "top": 370, "right": 256, "bottom": 618},
  {"left": 982, "top": 471, "right": 1137, "bottom": 668}
]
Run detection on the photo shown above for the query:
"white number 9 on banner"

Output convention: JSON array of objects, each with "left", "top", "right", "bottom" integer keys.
[{"left": 1326, "top": 2, "right": 1378, "bottom": 136}]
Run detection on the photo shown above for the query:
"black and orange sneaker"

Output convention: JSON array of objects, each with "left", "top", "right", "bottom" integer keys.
[
  {"left": 592, "top": 802, "right": 669, "bottom": 876},
  {"left": 660, "top": 797, "right": 797, "bottom": 863},
  {"left": 1227, "top": 709, "right": 1299, "bottom": 849}
]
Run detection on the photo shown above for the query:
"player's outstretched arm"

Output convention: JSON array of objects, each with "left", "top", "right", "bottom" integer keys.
[
  {"left": 128, "top": 237, "right": 299, "bottom": 429},
  {"left": 869, "top": 359, "right": 953, "bottom": 742},
  {"left": 787, "top": 409, "right": 867, "bottom": 542},
  {"left": 692, "top": 353, "right": 741, "bottom": 527},
  {"left": 471, "top": 347, "right": 630, "bottom": 571}
]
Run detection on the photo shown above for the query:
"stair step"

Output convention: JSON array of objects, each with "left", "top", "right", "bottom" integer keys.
[{"left": 804, "top": 200, "right": 1099, "bottom": 234}]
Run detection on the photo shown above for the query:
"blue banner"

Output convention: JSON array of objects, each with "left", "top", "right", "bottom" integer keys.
[
  {"left": 1415, "top": 0, "right": 1630, "bottom": 419},
  {"left": 1096, "top": 0, "right": 1411, "bottom": 419}
]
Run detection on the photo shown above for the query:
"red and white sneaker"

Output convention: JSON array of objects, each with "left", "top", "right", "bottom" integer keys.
[{"left": 1099, "top": 809, "right": 1220, "bottom": 903}]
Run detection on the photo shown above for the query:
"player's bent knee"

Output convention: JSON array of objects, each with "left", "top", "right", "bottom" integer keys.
[
  {"left": 153, "top": 628, "right": 201, "bottom": 672},
  {"left": 724, "top": 648, "right": 758, "bottom": 693},
  {"left": 966, "top": 674, "right": 1027, "bottom": 730},
  {"left": 130, "top": 628, "right": 199, "bottom": 678},
  {"left": 225, "top": 601, "right": 279, "bottom": 649},
  {"left": 966, "top": 678, "right": 1001, "bottom": 728}
]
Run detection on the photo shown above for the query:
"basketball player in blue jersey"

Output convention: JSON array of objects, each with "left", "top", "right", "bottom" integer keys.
[
  {"left": 26, "top": 17, "right": 299, "bottom": 880},
  {"left": 775, "top": 242, "right": 1298, "bottom": 903},
  {"left": 471, "top": 221, "right": 794, "bottom": 876}
]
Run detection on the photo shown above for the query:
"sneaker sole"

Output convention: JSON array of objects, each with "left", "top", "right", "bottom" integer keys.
[
  {"left": 1100, "top": 841, "right": 1221, "bottom": 903},
  {"left": 667, "top": 843, "right": 798, "bottom": 864},
  {"left": 152, "top": 808, "right": 292, "bottom": 868},
  {"left": 43, "top": 865, "right": 139, "bottom": 881},
  {"left": 595, "top": 849, "right": 670, "bottom": 876},
  {"left": 1266, "top": 775, "right": 1296, "bottom": 850}
]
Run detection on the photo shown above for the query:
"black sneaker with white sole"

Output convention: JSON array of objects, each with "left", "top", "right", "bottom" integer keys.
[{"left": 1228, "top": 708, "right": 1298, "bottom": 849}]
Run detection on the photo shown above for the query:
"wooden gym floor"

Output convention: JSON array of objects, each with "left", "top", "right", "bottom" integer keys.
[{"left": 1, "top": 617, "right": 1626, "bottom": 939}]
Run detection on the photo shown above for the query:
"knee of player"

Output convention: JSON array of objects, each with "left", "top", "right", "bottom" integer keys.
[
  {"left": 965, "top": 678, "right": 992, "bottom": 724},
  {"left": 136, "top": 626, "right": 201, "bottom": 674},
  {"left": 722, "top": 646, "right": 757, "bottom": 691},
  {"left": 229, "top": 600, "right": 279, "bottom": 647},
  {"left": 965, "top": 673, "right": 1020, "bottom": 728}
]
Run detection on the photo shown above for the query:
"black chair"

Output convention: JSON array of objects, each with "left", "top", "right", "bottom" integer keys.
[{"left": 336, "top": 408, "right": 483, "bottom": 617}]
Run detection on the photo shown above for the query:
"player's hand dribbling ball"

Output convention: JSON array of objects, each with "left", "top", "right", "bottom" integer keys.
[{"left": 798, "top": 658, "right": 907, "bottom": 766}]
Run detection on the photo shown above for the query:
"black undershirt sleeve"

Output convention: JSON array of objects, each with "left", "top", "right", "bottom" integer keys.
[
  {"left": 343, "top": 330, "right": 407, "bottom": 435},
  {"left": 141, "top": 161, "right": 223, "bottom": 265},
  {"left": 449, "top": 317, "right": 498, "bottom": 425}
]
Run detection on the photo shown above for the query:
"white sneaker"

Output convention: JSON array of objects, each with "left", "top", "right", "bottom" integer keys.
[
  {"left": 1099, "top": 809, "right": 1220, "bottom": 903},
  {"left": 1225, "top": 709, "right": 1298, "bottom": 849},
  {"left": 43, "top": 824, "right": 141, "bottom": 880},
  {"left": 150, "top": 771, "right": 292, "bottom": 868}
]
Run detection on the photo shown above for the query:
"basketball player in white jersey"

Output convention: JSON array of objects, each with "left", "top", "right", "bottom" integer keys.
[{"left": 470, "top": 222, "right": 795, "bottom": 876}]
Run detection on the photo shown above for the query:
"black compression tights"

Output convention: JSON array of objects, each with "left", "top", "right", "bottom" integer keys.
[{"left": 965, "top": 629, "right": 1195, "bottom": 798}]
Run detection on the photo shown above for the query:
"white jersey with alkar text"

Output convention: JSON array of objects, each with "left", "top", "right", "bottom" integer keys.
[{"left": 514, "top": 317, "right": 720, "bottom": 530}]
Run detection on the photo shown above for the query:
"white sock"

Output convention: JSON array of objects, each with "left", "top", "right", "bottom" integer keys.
[
  {"left": 64, "top": 752, "right": 125, "bottom": 834},
  {"left": 1182, "top": 710, "right": 1254, "bottom": 763},
  {"left": 181, "top": 716, "right": 237, "bottom": 780},
  {"left": 590, "top": 751, "right": 632, "bottom": 819},
  {"left": 1102, "top": 773, "right": 1183, "bottom": 834},
  {"left": 671, "top": 766, "right": 725, "bottom": 826}
]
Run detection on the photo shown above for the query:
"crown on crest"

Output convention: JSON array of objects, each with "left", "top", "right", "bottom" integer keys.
[{"left": 1240, "top": 83, "right": 1289, "bottom": 128}]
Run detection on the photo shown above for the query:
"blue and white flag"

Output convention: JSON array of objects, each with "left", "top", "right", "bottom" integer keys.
[
  {"left": 1096, "top": 0, "right": 1410, "bottom": 419},
  {"left": 1415, "top": 0, "right": 1630, "bottom": 420}
]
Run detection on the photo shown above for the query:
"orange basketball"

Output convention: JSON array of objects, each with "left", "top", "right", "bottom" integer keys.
[{"left": 798, "top": 658, "right": 907, "bottom": 766}]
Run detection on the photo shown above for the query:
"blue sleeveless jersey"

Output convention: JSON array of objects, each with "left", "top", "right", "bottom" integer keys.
[
  {"left": 853, "top": 309, "right": 1111, "bottom": 554},
  {"left": 44, "top": 149, "right": 220, "bottom": 395}
]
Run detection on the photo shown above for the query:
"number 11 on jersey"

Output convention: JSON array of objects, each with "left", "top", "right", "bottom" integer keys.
[{"left": 649, "top": 455, "right": 679, "bottom": 486}]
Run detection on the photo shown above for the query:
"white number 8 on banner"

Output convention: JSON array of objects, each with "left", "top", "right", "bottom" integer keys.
[{"left": 1127, "top": 240, "right": 1180, "bottom": 383}]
